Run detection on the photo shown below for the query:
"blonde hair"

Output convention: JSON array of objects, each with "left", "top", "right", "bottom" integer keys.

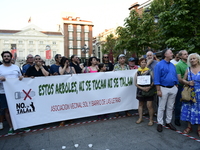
[{"left": 187, "top": 53, "right": 200, "bottom": 67}]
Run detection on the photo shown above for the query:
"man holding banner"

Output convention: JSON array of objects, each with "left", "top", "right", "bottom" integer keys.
[{"left": 0, "top": 51, "right": 23, "bottom": 134}]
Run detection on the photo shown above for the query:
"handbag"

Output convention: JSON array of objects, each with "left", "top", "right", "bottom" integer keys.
[
  {"left": 181, "top": 67, "right": 196, "bottom": 103},
  {"left": 141, "top": 86, "right": 156, "bottom": 97},
  {"left": 181, "top": 85, "right": 192, "bottom": 101}
]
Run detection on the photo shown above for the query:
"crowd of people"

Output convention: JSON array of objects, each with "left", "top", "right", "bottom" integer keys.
[{"left": 0, "top": 49, "right": 200, "bottom": 138}]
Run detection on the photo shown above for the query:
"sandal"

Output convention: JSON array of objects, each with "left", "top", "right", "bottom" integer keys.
[
  {"left": 183, "top": 127, "right": 192, "bottom": 134},
  {"left": 197, "top": 130, "right": 200, "bottom": 137},
  {"left": 136, "top": 119, "right": 143, "bottom": 124},
  {"left": 148, "top": 121, "right": 154, "bottom": 126},
  {"left": 115, "top": 113, "right": 120, "bottom": 117},
  {"left": 126, "top": 112, "right": 132, "bottom": 117}
]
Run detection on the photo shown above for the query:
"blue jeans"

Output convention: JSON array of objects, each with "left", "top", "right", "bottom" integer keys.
[{"left": 174, "top": 85, "right": 183, "bottom": 120}]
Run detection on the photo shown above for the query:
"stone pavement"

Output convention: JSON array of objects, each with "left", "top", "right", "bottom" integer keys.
[{"left": 0, "top": 110, "right": 200, "bottom": 150}]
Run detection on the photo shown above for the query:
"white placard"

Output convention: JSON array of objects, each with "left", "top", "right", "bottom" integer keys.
[
  {"left": 3, "top": 70, "right": 138, "bottom": 130},
  {"left": 137, "top": 75, "right": 151, "bottom": 85}
]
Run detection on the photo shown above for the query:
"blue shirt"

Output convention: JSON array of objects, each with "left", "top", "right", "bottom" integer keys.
[
  {"left": 22, "top": 64, "right": 31, "bottom": 74},
  {"left": 154, "top": 59, "right": 178, "bottom": 86},
  {"left": 49, "top": 64, "right": 60, "bottom": 75}
]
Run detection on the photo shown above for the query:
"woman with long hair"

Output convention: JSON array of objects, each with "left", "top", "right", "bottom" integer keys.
[{"left": 59, "top": 57, "right": 76, "bottom": 75}]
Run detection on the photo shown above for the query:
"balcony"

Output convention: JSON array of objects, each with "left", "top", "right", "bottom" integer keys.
[
  {"left": 77, "top": 29, "right": 81, "bottom": 32},
  {"left": 77, "top": 37, "right": 81, "bottom": 40}
]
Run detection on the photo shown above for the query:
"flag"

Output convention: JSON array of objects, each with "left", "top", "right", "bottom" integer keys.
[
  {"left": 28, "top": 17, "right": 31, "bottom": 23},
  {"left": 46, "top": 45, "right": 51, "bottom": 59},
  {"left": 10, "top": 44, "right": 17, "bottom": 59}
]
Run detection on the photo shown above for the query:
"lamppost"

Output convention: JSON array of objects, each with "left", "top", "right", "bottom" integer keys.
[{"left": 81, "top": 44, "right": 89, "bottom": 62}]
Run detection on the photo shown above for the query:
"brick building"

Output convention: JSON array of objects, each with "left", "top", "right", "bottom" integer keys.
[{"left": 61, "top": 16, "right": 94, "bottom": 60}]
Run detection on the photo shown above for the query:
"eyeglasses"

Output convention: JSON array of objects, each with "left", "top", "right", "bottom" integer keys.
[
  {"left": 3, "top": 55, "right": 11, "bottom": 58},
  {"left": 28, "top": 57, "right": 33, "bottom": 59},
  {"left": 104, "top": 57, "right": 108, "bottom": 58}
]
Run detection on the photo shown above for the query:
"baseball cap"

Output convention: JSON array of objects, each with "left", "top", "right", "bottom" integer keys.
[
  {"left": 128, "top": 57, "right": 135, "bottom": 61},
  {"left": 118, "top": 54, "right": 125, "bottom": 59}
]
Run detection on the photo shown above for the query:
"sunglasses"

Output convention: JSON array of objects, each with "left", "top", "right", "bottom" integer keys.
[
  {"left": 3, "top": 55, "right": 11, "bottom": 58},
  {"left": 35, "top": 58, "right": 41, "bottom": 60},
  {"left": 104, "top": 57, "right": 108, "bottom": 58}
]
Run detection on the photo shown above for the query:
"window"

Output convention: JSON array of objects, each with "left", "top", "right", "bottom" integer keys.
[
  {"left": 18, "top": 41, "right": 23, "bottom": 44},
  {"left": 69, "top": 41, "right": 73, "bottom": 48},
  {"left": 68, "top": 25, "right": 73, "bottom": 31},
  {"left": 19, "top": 51, "right": 24, "bottom": 57},
  {"left": 52, "top": 41, "right": 56, "bottom": 45},
  {"left": 77, "top": 33, "right": 81, "bottom": 40},
  {"left": 69, "top": 32, "right": 73, "bottom": 40},
  {"left": 77, "top": 25, "right": 81, "bottom": 32},
  {"left": 4, "top": 40, "right": 9, "bottom": 43},
  {"left": 53, "top": 51, "right": 57, "bottom": 57},
  {"left": 40, "top": 51, "right": 44, "bottom": 57},
  {"left": 85, "top": 41, "right": 88, "bottom": 47},
  {"left": 29, "top": 41, "right": 33, "bottom": 44},
  {"left": 77, "top": 41, "right": 81, "bottom": 48},
  {"left": 69, "top": 49, "right": 73, "bottom": 57},
  {"left": 40, "top": 41, "right": 43, "bottom": 44},
  {"left": 85, "top": 33, "right": 88, "bottom": 40},
  {"left": 77, "top": 50, "right": 81, "bottom": 57},
  {"left": 84, "top": 26, "right": 89, "bottom": 32}
]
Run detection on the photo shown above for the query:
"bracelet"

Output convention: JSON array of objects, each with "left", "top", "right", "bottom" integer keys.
[{"left": 40, "top": 67, "right": 43, "bottom": 69}]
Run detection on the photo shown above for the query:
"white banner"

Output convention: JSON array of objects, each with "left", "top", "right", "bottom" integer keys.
[{"left": 3, "top": 70, "right": 138, "bottom": 130}]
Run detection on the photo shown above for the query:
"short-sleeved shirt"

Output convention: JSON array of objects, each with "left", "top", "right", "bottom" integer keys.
[
  {"left": 148, "top": 60, "right": 158, "bottom": 71},
  {"left": 0, "top": 64, "right": 22, "bottom": 93},
  {"left": 70, "top": 62, "right": 82, "bottom": 74},
  {"left": 176, "top": 60, "right": 188, "bottom": 85},
  {"left": 22, "top": 64, "right": 32, "bottom": 74},
  {"left": 114, "top": 63, "right": 130, "bottom": 71},
  {"left": 25, "top": 65, "right": 49, "bottom": 77},
  {"left": 104, "top": 62, "right": 114, "bottom": 71},
  {"left": 49, "top": 64, "right": 60, "bottom": 75}
]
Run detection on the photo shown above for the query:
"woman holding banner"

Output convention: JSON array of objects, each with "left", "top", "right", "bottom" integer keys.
[{"left": 134, "top": 58, "right": 155, "bottom": 126}]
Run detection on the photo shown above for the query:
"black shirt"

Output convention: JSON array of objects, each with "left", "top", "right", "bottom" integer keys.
[
  {"left": 25, "top": 65, "right": 49, "bottom": 77},
  {"left": 104, "top": 62, "right": 114, "bottom": 71},
  {"left": 70, "top": 62, "right": 82, "bottom": 74}
]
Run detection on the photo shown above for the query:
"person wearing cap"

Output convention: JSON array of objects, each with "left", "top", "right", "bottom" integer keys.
[
  {"left": 128, "top": 57, "right": 139, "bottom": 70},
  {"left": 114, "top": 54, "right": 131, "bottom": 117},
  {"left": 102, "top": 54, "right": 114, "bottom": 71},
  {"left": 154, "top": 48, "right": 178, "bottom": 132},
  {"left": 22, "top": 54, "right": 34, "bottom": 76},
  {"left": 114, "top": 54, "right": 130, "bottom": 71}
]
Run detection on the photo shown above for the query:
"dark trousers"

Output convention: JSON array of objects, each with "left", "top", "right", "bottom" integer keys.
[{"left": 174, "top": 85, "right": 183, "bottom": 120}]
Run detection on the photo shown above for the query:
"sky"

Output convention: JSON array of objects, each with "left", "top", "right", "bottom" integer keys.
[{"left": 0, "top": 0, "right": 146, "bottom": 36}]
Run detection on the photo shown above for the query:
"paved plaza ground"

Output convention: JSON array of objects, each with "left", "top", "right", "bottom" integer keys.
[{"left": 0, "top": 110, "right": 200, "bottom": 150}]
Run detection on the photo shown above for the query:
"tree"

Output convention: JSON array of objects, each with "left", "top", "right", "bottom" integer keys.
[{"left": 159, "top": 0, "right": 200, "bottom": 52}]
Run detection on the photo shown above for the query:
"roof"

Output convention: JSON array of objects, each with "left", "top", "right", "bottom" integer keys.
[{"left": 0, "top": 29, "right": 62, "bottom": 36}]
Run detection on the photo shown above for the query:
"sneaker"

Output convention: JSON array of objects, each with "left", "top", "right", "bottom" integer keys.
[
  {"left": 0, "top": 122, "right": 3, "bottom": 130},
  {"left": 22, "top": 128, "right": 30, "bottom": 132},
  {"left": 8, "top": 128, "right": 14, "bottom": 135}
]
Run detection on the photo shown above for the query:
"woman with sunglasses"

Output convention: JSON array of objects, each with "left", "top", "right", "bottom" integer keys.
[{"left": 25, "top": 55, "right": 49, "bottom": 77}]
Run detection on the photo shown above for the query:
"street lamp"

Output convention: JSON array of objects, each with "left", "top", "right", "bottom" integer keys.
[
  {"left": 154, "top": 15, "right": 159, "bottom": 24},
  {"left": 81, "top": 44, "right": 89, "bottom": 53}
]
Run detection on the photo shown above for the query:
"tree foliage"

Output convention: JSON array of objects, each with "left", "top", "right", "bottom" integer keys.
[
  {"left": 159, "top": 0, "right": 200, "bottom": 52},
  {"left": 100, "top": 0, "right": 200, "bottom": 57}
]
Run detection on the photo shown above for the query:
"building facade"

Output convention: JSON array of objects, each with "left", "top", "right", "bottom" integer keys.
[
  {"left": 129, "top": 0, "right": 153, "bottom": 15},
  {"left": 0, "top": 24, "right": 64, "bottom": 66},
  {"left": 61, "top": 16, "right": 94, "bottom": 61}
]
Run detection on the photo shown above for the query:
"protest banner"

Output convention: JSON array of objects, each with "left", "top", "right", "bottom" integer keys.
[{"left": 3, "top": 70, "right": 138, "bottom": 130}]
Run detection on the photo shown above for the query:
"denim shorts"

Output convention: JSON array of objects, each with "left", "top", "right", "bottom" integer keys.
[{"left": 0, "top": 94, "right": 8, "bottom": 115}]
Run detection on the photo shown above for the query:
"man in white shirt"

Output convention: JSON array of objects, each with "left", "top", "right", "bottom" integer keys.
[
  {"left": 170, "top": 51, "right": 180, "bottom": 65},
  {"left": 0, "top": 51, "right": 23, "bottom": 134}
]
